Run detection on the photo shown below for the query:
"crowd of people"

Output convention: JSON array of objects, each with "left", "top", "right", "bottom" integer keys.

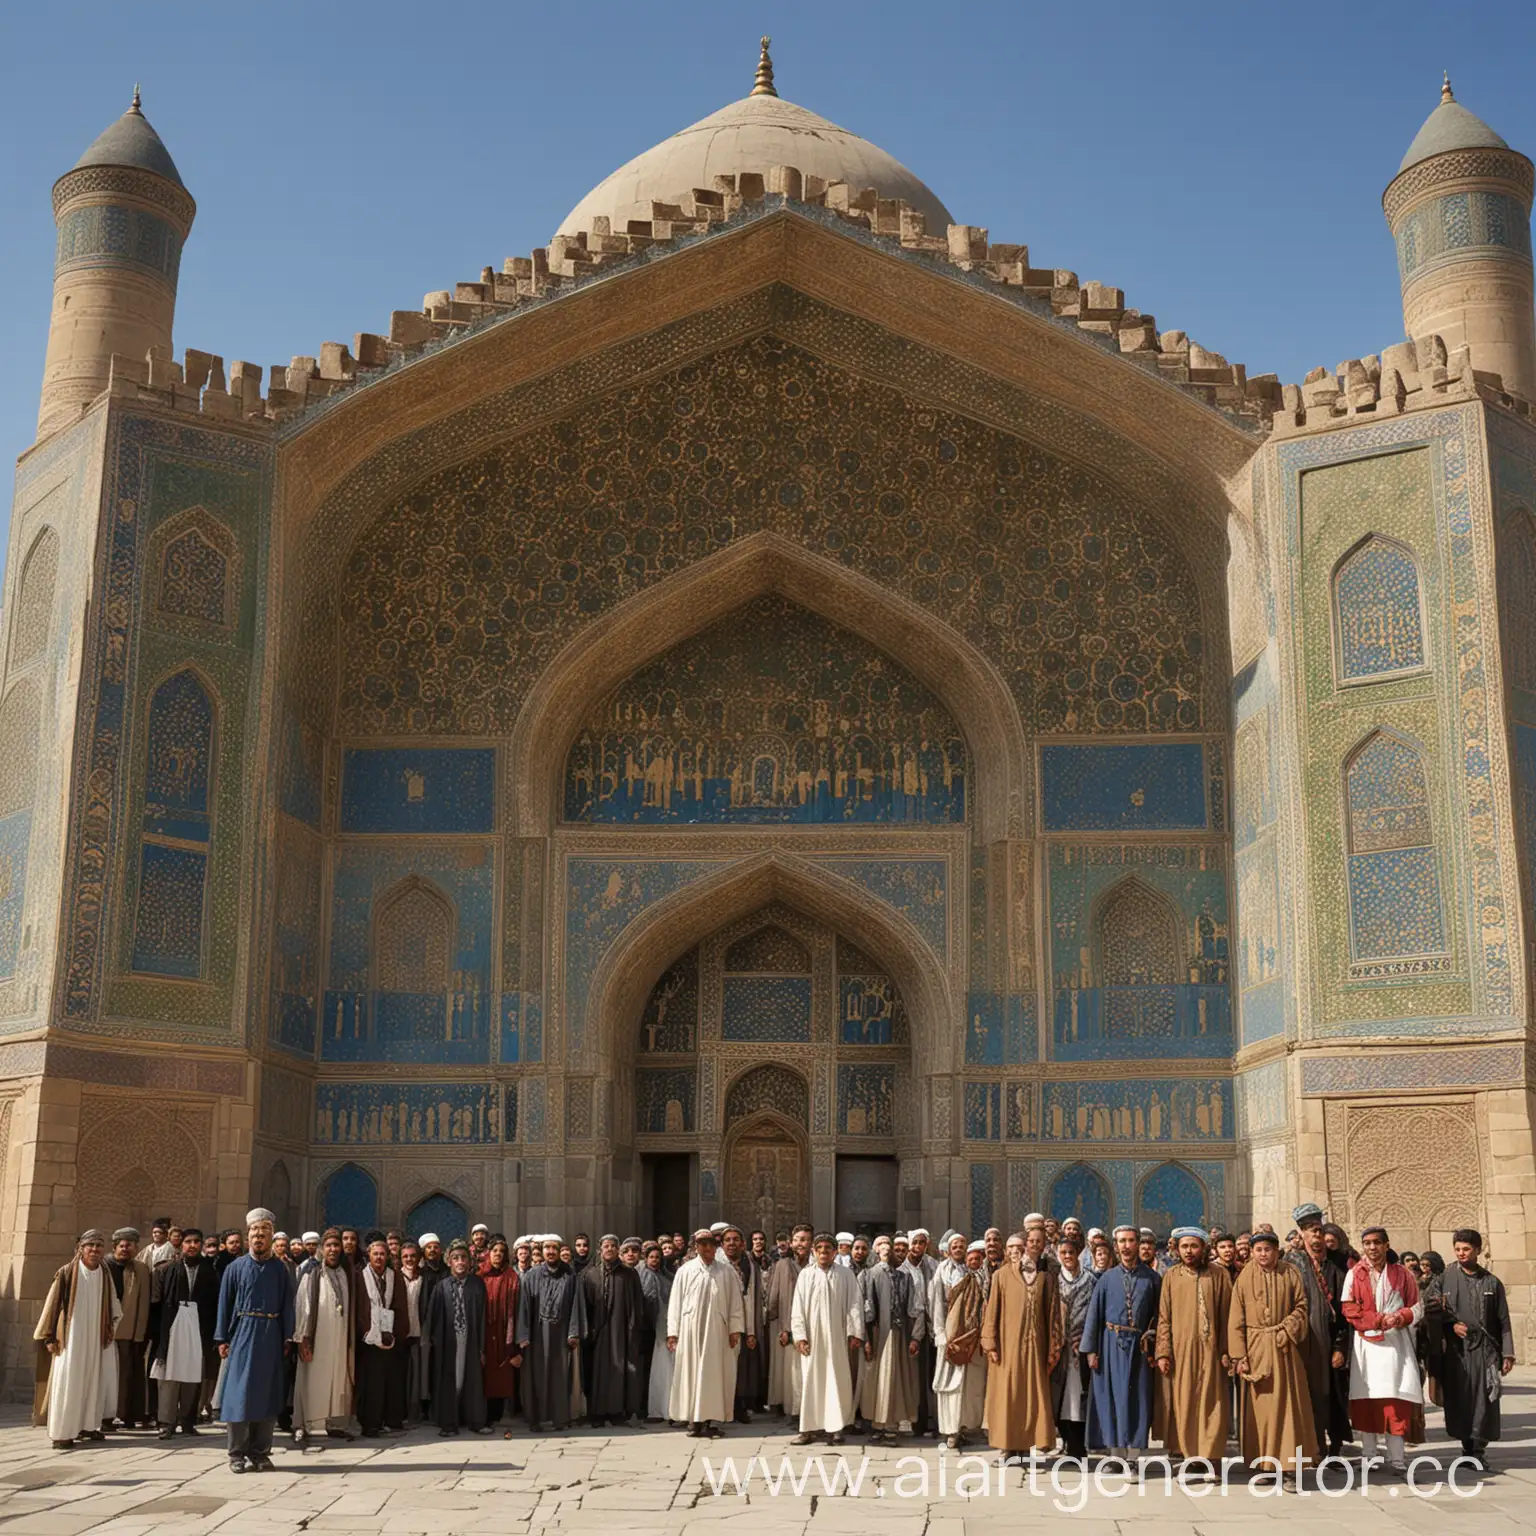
[{"left": 32, "top": 1203, "right": 1516, "bottom": 1483}]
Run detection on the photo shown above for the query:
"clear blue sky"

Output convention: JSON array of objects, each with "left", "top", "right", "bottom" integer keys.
[{"left": 3, "top": 0, "right": 1534, "bottom": 573}]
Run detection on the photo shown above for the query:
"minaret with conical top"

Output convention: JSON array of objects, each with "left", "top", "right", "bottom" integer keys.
[
  {"left": 37, "top": 88, "right": 196, "bottom": 439},
  {"left": 1383, "top": 74, "right": 1536, "bottom": 400}
]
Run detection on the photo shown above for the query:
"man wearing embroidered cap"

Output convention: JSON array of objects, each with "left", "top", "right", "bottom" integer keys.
[
  {"left": 667, "top": 1227, "right": 743, "bottom": 1437},
  {"left": 1229, "top": 1229, "right": 1316, "bottom": 1477},
  {"left": 1284, "top": 1203, "right": 1350, "bottom": 1458},
  {"left": 1154, "top": 1226, "right": 1231, "bottom": 1466},
  {"left": 1081, "top": 1224, "right": 1160, "bottom": 1461},
  {"left": 215, "top": 1208, "right": 296, "bottom": 1473},
  {"left": 105, "top": 1226, "right": 152, "bottom": 1430}
]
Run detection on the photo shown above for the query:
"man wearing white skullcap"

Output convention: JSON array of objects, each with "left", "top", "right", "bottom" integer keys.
[
  {"left": 834, "top": 1232, "right": 855, "bottom": 1267},
  {"left": 903, "top": 1227, "right": 939, "bottom": 1435},
  {"left": 929, "top": 1235, "right": 988, "bottom": 1448},
  {"left": 1079, "top": 1222, "right": 1159, "bottom": 1461},
  {"left": 214, "top": 1208, "right": 294, "bottom": 1473}
]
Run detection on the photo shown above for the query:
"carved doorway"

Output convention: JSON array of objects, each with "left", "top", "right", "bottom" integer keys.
[{"left": 725, "top": 1112, "right": 808, "bottom": 1237}]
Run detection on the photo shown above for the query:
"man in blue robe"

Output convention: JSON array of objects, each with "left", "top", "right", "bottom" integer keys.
[
  {"left": 1081, "top": 1223, "right": 1160, "bottom": 1462},
  {"left": 215, "top": 1208, "right": 296, "bottom": 1474}
]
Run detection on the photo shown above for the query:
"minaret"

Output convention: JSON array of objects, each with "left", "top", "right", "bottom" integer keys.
[
  {"left": 1383, "top": 75, "right": 1536, "bottom": 400},
  {"left": 37, "top": 88, "right": 196, "bottom": 439}
]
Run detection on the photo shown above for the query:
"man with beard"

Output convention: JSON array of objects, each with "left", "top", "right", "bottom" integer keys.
[
  {"left": 398, "top": 1242, "right": 426, "bottom": 1423},
  {"left": 468, "top": 1224, "right": 490, "bottom": 1271},
  {"left": 1229, "top": 1229, "right": 1316, "bottom": 1480},
  {"left": 415, "top": 1233, "right": 446, "bottom": 1419},
  {"left": 1284, "top": 1203, "right": 1350, "bottom": 1458},
  {"left": 354, "top": 1235, "right": 409, "bottom": 1438},
  {"left": 1081, "top": 1224, "right": 1160, "bottom": 1463},
  {"left": 1052, "top": 1233, "right": 1096, "bottom": 1460},
  {"left": 480, "top": 1236, "right": 520, "bottom": 1425},
  {"left": 983, "top": 1227, "right": 1060, "bottom": 1461},
  {"left": 104, "top": 1228, "right": 152, "bottom": 1430},
  {"left": 720, "top": 1226, "right": 763, "bottom": 1420},
  {"left": 516, "top": 1236, "right": 586, "bottom": 1430},
  {"left": 667, "top": 1228, "right": 743, "bottom": 1438},
  {"left": 1154, "top": 1227, "right": 1231, "bottom": 1468},
  {"left": 149, "top": 1227, "right": 220, "bottom": 1441},
  {"left": 215, "top": 1209, "right": 295, "bottom": 1474},
  {"left": 1425, "top": 1228, "right": 1514, "bottom": 1468},
  {"left": 293, "top": 1228, "right": 353, "bottom": 1444},
  {"left": 424, "top": 1239, "right": 490, "bottom": 1436},
  {"left": 764, "top": 1224, "right": 812, "bottom": 1416},
  {"left": 861, "top": 1230, "right": 925, "bottom": 1444},
  {"left": 36, "top": 1230, "right": 119, "bottom": 1449},
  {"left": 791, "top": 1233, "right": 865, "bottom": 1446},
  {"left": 640, "top": 1241, "right": 675, "bottom": 1422},
  {"left": 905, "top": 1229, "right": 939, "bottom": 1436},
  {"left": 579, "top": 1234, "right": 645, "bottom": 1425},
  {"left": 930, "top": 1234, "right": 988, "bottom": 1451},
  {"left": 984, "top": 1228, "right": 1005, "bottom": 1273}
]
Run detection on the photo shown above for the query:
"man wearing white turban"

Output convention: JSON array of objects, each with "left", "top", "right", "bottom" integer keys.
[{"left": 214, "top": 1209, "right": 296, "bottom": 1474}]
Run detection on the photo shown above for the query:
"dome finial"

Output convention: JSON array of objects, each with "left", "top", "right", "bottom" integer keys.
[
  {"left": 130, "top": 82, "right": 142, "bottom": 115},
  {"left": 751, "top": 36, "right": 777, "bottom": 98},
  {"left": 1441, "top": 71, "right": 1454, "bottom": 104}
]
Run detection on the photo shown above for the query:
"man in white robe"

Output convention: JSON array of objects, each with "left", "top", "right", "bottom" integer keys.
[
  {"left": 930, "top": 1236, "right": 989, "bottom": 1449},
  {"left": 293, "top": 1228, "right": 353, "bottom": 1443},
  {"left": 35, "top": 1230, "right": 120, "bottom": 1449},
  {"left": 791, "top": 1232, "right": 865, "bottom": 1445},
  {"left": 666, "top": 1228, "right": 743, "bottom": 1438},
  {"left": 861, "top": 1234, "right": 925, "bottom": 1443}
]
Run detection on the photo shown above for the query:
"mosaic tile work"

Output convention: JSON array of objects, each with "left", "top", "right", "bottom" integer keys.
[
  {"left": 312, "top": 1081, "right": 503, "bottom": 1144},
  {"left": 278, "top": 709, "right": 323, "bottom": 829},
  {"left": 1236, "top": 1059, "right": 1287, "bottom": 1136},
  {"left": 1039, "top": 743, "right": 1209, "bottom": 831},
  {"left": 723, "top": 1063, "right": 808, "bottom": 1126},
  {"left": 1046, "top": 1163, "right": 1112, "bottom": 1231},
  {"left": 9, "top": 529, "right": 58, "bottom": 670},
  {"left": 808, "top": 856, "right": 947, "bottom": 956},
  {"left": 1041, "top": 1078, "right": 1233, "bottom": 1142},
  {"left": 0, "top": 812, "right": 32, "bottom": 980},
  {"left": 1299, "top": 1044, "right": 1523, "bottom": 1095},
  {"left": 324, "top": 843, "right": 494, "bottom": 1063},
  {"left": 963, "top": 1081, "right": 1003, "bottom": 1141},
  {"left": 129, "top": 843, "right": 207, "bottom": 979},
  {"left": 969, "top": 1163, "right": 995, "bottom": 1237},
  {"left": 720, "top": 975, "right": 812, "bottom": 1042},
  {"left": 54, "top": 201, "right": 183, "bottom": 283},
  {"left": 269, "top": 817, "right": 322, "bottom": 1057},
  {"left": 338, "top": 337, "right": 1212, "bottom": 741},
  {"left": 563, "top": 597, "right": 966, "bottom": 825},
  {"left": 638, "top": 951, "right": 699, "bottom": 1053},
  {"left": 0, "top": 679, "right": 40, "bottom": 982},
  {"left": 838, "top": 939, "right": 906, "bottom": 1048},
  {"left": 1334, "top": 537, "right": 1426, "bottom": 681},
  {"left": 837, "top": 1064, "right": 894, "bottom": 1136},
  {"left": 1395, "top": 188, "right": 1533, "bottom": 281},
  {"left": 500, "top": 992, "right": 543, "bottom": 1064},
  {"left": 1345, "top": 732, "right": 1446, "bottom": 963},
  {"left": 1138, "top": 1162, "right": 1208, "bottom": 1231},
  {"left": 321, "top": 1162, "right": 378, "bottom": 1230},
  {"left": 404, "top": 1192, "right": 469, "bottom": 1242},
  {"left": 1047, "top": 843, "right": 1230, "bottom": 1061},
  {"left": 340, "top": 747, "right": 497, "bottom": 834},
  {"left": 1232, "top": 649, "right": 1286, "bottom": 1045},
  {"left": 963, "top": 993, "right": 1036, "bottom": 1064}
]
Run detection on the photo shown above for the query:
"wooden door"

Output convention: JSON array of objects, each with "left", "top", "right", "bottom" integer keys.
[{"left": 726, "top": 1122, "right": 806, "bottom": 1237}]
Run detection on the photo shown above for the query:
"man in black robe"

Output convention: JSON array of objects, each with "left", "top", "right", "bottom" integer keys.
[
  {"left": 516, "top": 1237, "right": 586, "bottom": 1430},
  {"left": 579, "top": 1234, "right": 644, "bottom": 1425},
  {"left": 148, "top": 1227, "right": 219, "bottom": 1438},
  {"left": 1425, "top": 1228, "right": 1514, "bottom": 1468},
  {"left": 722, "top": 1225, "right": 764, "bottom": 1420},
  {"left": 415, "top": 1233, "right": 447, "bottom": 1419},
  {"left": 353, "top": 1235, "right": 410, "bottom": 1437},
  {"left": 1284, "top": 1202, "right": 1352, "bottom": 1456},
  {"left": 622, "top": 1239, "right": 653, "bottom": 1409},
  {"left": 423, "top": 1239, "right": 489, "bottom": 1436}
]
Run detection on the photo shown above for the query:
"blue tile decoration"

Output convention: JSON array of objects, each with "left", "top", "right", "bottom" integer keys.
[
  {"left": 0, "top": 811, "right": 33, "bottom": 979},
  {"left": 636, "top": 1068, "right": 697, "bottom": 1133},
  {"left": 322, "top": 1163, "right": 378, "bottom": 1230},
  {"left": 969, "top": 1163, "right": 994, "bottom": 1237},
  {"left": 721, "top": 975, "right": 812, "bottom": 1041},
  {"left": 839, "top": 973, "right": 904, "bottom": 1045},
  {"left": 563, "top": 596, "right": 965, "bottom": 825},
  {"left": 1237, "top": 1061, "right": 1287, "bottom": 1135},
  {"left": 1004, "top": 1083, "right": 1033, "bottom": 1140},
  {"left": 724, "top": 1064, "right": 808, "bottom": 1126},
  {"left": 55, "top": 202, "right": 184, "bottom": 283},
  {"left": 404, "top": 1192, "right": 469, "bottom": 1242},
  {"left": 1334, "top": 537, "right": 1425, "bottom": 681},
  {"left": 1046, "top": 1164, "right": 1112, "bottom": 1231},
  {"left": 130, "top": 843, "right": 207, "bottom": 978},
  {"left": 1138, "top": 1162, "right": 1208, "bottom": 1232},
  {"left": 1299, "top": 1045, "right": 1523, "bottom": 1096},
  {"left": 1040, "top": 743, "right": 1208, "bottom": 831},
  {"left": 638, "top": 948, "right": 699, "bottom": 1052},
  {"left": 312, "top": 1082, "right": 503, "bottom": 1144},
  {"left": 963, "top": 1081, "right": 1002, "bottom": 1140},
  {"left": 1395, "top": 191, "right": 1533, "bottom": 281},
  {"left": 1345, "top": 732, "right": 1445, "bottom": 962},
  {"left": 837, "top": 1064, "right": 894, "bottom": 1136},
  {"left": 500, "top": 991, "right": 543, "bottom": 1063},
  {"left": 725, "top": 925, "right": 809, "bottom": 972},
  {"left": 807, "top": 856, "right": 947, "bottom": 955},
  {"left": 340, "top": 747, "right": 496, "bottom": 833},
  {"left": 325, "top": 843, "right": 494, "bottom": 1063},
  {"left": 279, "top": 709, "right": 323, "bottom": 829},
  {"left": 963, "top": 992, "right": 1037, "bottom": 1064},
  {"left": 1048, "top": 844, "right": 1231, "bottom": 1061},
  {"left": 1042, "top": 1078, "right": 1232, "bottom": 1142},
  {"left": 1232, "top": 649, "right": 1286, "bottom": 1044},
  {"left": 269, "top": 820, "right": 322, "bottom": 1058}
]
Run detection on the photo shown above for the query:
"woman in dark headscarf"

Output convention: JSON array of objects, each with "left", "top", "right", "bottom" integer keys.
[{"left": 639, "top": 1242, "right": 675, "bottom": 1423}]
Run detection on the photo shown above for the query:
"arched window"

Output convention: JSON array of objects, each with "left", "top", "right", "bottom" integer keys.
[
  {"left": 260, "top": 1158, "right": 293, "bottom": 1232},
  {"left": 1138, "top": 1162, "right": 1208, "bottom": 1233},
  {"left": 10, "top": 528, "right": 58, "bottom": 670},
  {"left": 131, "top": 669, "right": 215, "bottom": 977},
  {"left": 322, "top": 1162, "right": 378, "bottom": 1230},
  {"left": 150, "top": 506, "right": 240, "bottom": 632},
  {"left": 1047, "top": 1163, "right": 1112, "bottom": 1233},
  {"left": 1345, "top": 730, "right": 1446, "bottom": 963},
  {"left": 1095, "top": 879, "right": 1181, "bottom": 986},
  {"left": 1333, "top": 535, "right": 1427, "bottom": 683},
  {"left": 404, "top": 1191, "right": 468, "bottom": 1243},
  {"left": 0, "top": 680, "right": 41, "bottom": 979},
  {"left": 373, "top": 878, "right": 455, "bottom": 994},
  {"left": 724, "top": 1064, "right": 809, "bottom": 1127}
]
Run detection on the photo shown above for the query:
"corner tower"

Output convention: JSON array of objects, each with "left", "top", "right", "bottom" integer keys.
[
  {"left": 37, "top": 88, "right": 195, "bottom": 440},
  {"left": 1384, "top": 76, "right": 1536, "bottom": 400}
]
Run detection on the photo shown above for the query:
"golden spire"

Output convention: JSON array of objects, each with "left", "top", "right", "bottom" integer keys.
[
  {"left": 1441, "top": 71, "right": 1454, "bottom": 104},
  {"left": 751, "top": 36, "right": 777, "bottom": 97},
  {"left": 130, "top": 83, "right": 142, "bottom": 115}
]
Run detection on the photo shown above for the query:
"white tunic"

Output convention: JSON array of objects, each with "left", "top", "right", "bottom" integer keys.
[
  {"left": 667, "top": 1255, "right": 745, "bottom": 1424},
  {"left": 791, "top": 1261, "right": 865, "bottom": 1434},
  {"left": 928, "top": 1261, "right": 988, "bottom": 1433},
  {"left": 1341, "top": 1262, "right": 1423, "bottom": 1404},
  {"left": 294, "top": 1263, "right": 352, "bottom": 1429},
  {"left": 47, "top": 1263, "right": 121, "bottom": 1442}
]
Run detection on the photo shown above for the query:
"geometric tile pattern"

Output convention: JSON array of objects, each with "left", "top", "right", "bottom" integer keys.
[{"left": 1334, "top": 536, "right": 1425, "bottom": 681}]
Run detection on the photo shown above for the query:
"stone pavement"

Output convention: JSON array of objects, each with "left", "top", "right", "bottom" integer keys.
[{"left": 1, "top": 1371, "right": 1534, "bottom": 1535}]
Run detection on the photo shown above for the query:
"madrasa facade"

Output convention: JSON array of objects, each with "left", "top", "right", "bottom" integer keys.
[{"left": 4, "top": 41, "right": 1536, "bottom": 1361}]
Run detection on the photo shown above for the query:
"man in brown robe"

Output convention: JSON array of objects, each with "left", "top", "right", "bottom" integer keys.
[
  {"left": 764, "top": 1224, "right": 811, "bottom": 1416},
  {"left": 1154, "top": 1226, "right": 1231, "bottom": 1467},
  {"left": 981, "top": 1227, "right": 1060, "bottom": 1460},
  {"left": 1227, "top": 1229, "right": 1317, "bottom": 1479}
]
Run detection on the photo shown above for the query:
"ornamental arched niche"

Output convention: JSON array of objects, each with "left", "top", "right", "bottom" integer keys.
[{"left": 584, "top": 851, "right": 953, "bottom": 1080}]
